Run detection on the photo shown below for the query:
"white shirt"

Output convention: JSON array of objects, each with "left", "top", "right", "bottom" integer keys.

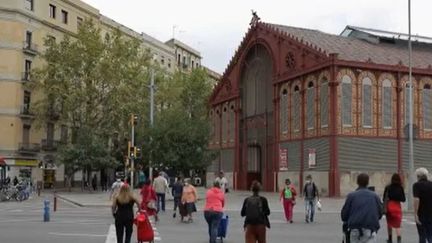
[{"left": 215, "top": 177, "right": 228, "bottom": 192}]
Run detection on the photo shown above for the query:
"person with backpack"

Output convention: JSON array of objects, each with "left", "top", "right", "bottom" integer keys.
[
  {"left": 303, "top": 174, "right": 319, "bottom": 223},
  {"left": 280, "top": 178, "right": 297, "bottom": 223},
  {"left": 241, "top": 180, "right": 270, "bottom": 243}
]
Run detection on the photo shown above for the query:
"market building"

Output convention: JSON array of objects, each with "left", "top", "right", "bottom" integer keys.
[{"left": 208, "top": 15, "right": 432, "bottom": 196}]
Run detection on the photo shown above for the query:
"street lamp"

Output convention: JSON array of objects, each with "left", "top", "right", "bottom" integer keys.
[{"left": 407, "top": 0, "right": 415, "bottom": 210}]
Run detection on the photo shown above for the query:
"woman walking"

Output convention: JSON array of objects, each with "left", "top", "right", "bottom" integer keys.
[
  {"left": 140, "top": 179, "right": 158, "bottom": 222},
  {"left": 111, "top": 184, "right": 140, "bottom": 243},
  {"left": 182, "top": 179, "right": 197, "bottom": 223},
  {"left": 241, "top": 181, "right": 270, "bottom": 243},
  {"left": 204, "top": 181, "right": 225, "bottom": 243},
  {"left": 383, "top": 173, "right": 406, "bottom": 243},
  {"left": 280, "top": 178, "right": 296, "bottom": 223}
]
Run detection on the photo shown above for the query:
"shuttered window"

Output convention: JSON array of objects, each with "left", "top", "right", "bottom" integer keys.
[
  {"left": 293, "top": 86, "right": 301, "bottom": 132},
  {"left": 280, "top": 89, "right": 288, "bottom": 134},
  {"left": 307, "top": 82, "right": 315, "bottom": 129},
  {"left": 423, "top": 85, "right": 432, "bottom": 130},
  {"left": 320, "top": 80, "right": 328, "bottom": 127},
  {"left": 222, "top": 107, "right": 228, "bottom": 142},
  {"left": 342, "top": 75, "right": 352, "bottom": 126},
  {"left": 362, "top": 78, "right": 372, "bottom": 127},
  {"left": 383, "top": 80, "right": 392, "bottom": 128}
]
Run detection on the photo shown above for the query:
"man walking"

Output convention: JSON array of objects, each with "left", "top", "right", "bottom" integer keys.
[
  {"left": 303, "top": 174, "right": 319, "bottom": 223},
  {"left": 341, "top": 173, "right": 383, "bottom": 243},
  {"left": 215, "top": 171, "right": 228, "bottom": 193},
  {"left": 153, "top": 172, "right": 169, "bottom": 212},
  {"left": 413, "top": 167, "right": 432, "bottom": 243},
  {"left": 171, "top": 176, "right": 183, "bottom": 218}
]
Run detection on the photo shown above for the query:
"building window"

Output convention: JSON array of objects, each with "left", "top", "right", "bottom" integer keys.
[
  {"left": 423, "top": 84, "right": 432, "bottom": 130},
  {"left": 25, "top": 31, "right": 32, "bottom": 48},
  {"left": 23, "top": 91, "right": 31, "bottom": 114},
  {"left": 161, "top": 56, "right": 165, "bottom": 65},
  {"left": 405, "top": 83, "right": 413, "bottom": 125},
  {"left": 229, "top": 105, "right": 235, "bottom": 142},
  {"left": 293, "top": 85, "right": 301, "bottom": 132},
  {"left": 60, "top": 125, "right": 68, "bottom": 144},
  {"left": 191, "top": 60, "right": 195, "bottom": 69},
  {"left": 382, "top": 79, "right": 392, "bottom": 128},
  {"left": 25, "top": 0, "right": 34, "bottom": 11},
  {"left": 341, "top": 75, "right": 352, "bottom": 126},
  {"left": 215, "top": 109, "right": 220, "bottom": 144},
  {"left": 49, "top": 4, "right": 56, "bottom": 19},
  {"left": 320, "top": 79, "right": 329, "bottom": 127},
  {"left": 362, "top": 77, "right": 373, "bottom": 127},
  {"left": 177, "top": 54, "right": 181, "bottom": 66},
  {"left": 307, "top": 82, "right": 315, "bottom": 129},
  {"left": 24, "top": 60, "right": 32, "bottom": 81},
  {"left": 280, "top": 89, "right": 288, "bottom": 134},
  {"left": 61, "top": 10, "right": 68, "bottom": 24},
  {"left": 168, "top": 59, "right": 171, "bottom": 68},
  {"left": 182, "top": 56, "right": 187, "bottom": 68},
  {"left": 77, "top": 17, "right": 83, "bottom": 28}
]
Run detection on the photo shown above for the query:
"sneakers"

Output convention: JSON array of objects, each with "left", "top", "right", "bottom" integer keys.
[
  {"left": 289, "top": 220, "right": 293, "bottom": 224},
  {"left": 173, "top": 212, "right": 176, "bottom": 218}
]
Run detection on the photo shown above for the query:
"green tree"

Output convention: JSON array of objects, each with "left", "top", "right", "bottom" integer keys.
[
  {"left": 143, "top": 69, "right": 216, "bottom": 176},
  {"left": 30, "top": 20, "right": 152, "bottom": 188}
]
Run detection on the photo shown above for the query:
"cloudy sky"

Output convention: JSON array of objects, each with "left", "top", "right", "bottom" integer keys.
[{"left": 82, "top": 0, "right": 431, "bottom": 74}]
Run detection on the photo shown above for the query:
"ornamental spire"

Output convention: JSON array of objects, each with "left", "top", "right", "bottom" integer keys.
[{"left": 250, "top": 10, "right": 260, "bottom": 27}]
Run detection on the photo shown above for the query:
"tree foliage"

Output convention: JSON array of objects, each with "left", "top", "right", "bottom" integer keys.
[{"left": 31, "top": 20, "right": 152, "bottom": 184}]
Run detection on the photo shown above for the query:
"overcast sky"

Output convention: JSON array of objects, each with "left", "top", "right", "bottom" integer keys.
[{"left": 82, "top": 0, "right": 431, "bottom": 74}]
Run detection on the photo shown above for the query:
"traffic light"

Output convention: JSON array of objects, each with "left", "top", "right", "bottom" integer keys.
[
  {"left": 130, "top": 114, "right": 138, "bottom": 126},
  {"left": 135, "top": 147, "right": 141, "bottom": 158},
  {"left": 127, "top": 141, "right": 134, "bottom": 158}
]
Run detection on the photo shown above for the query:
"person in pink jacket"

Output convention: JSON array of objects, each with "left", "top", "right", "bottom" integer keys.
[{"left": 204, "top": 181, "right": 225, "bottom": 243}]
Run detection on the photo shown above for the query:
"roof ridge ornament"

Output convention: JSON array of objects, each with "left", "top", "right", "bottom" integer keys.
[{"left": 250, "top": 10, "right": 260, "bottom": 27}]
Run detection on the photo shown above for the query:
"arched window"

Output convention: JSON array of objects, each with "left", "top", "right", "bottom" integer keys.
[
  {"left": 293, "top": 85, "right": 301, "bottom": 132},
  {"left": 307, "top": 82, "right": 315, "bottom": 129},
  {"left": 320, "top": 79, "right": 329, "bottom": 127},
  {"left": 362, "top": 77, "right": 373, "bottom": 127},
  {"left": 424, "top": 84, "right": 432, "bottom": 130},
  {"left": 222, "top": 106, "right": 228, "bottom": 142},
  {"left": 209, "top": 110, "right": 215, "bottom": 143},
  {"left": 341, "top": 75, "right": 352, "bottom": 126},
  {"left": 382, "top": 79, "right": 392, "bottom": 128},
  {"left": 215, "top": 109, "right": 220, "bottom": 144},
  {"left": 405, "top": 83, "right": 412, "bottom": 125},
  {"left": 280, "top": 88, "right": 288, "bottom": 134},
  {"left": 229, "top": 105, "right": 235, "bottom": 141}
]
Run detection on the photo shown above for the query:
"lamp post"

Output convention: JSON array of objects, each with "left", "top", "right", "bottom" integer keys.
[
  {"left": 149, "top": 69, "right": 155, "bottom": 181},
  {"left": 407, "top": 0, "right": 415, "bottom": 210}
]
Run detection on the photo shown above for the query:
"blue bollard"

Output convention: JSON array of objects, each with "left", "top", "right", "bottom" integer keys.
[{"left": 43, "top": 199, "right": 50, "bottom": 222}]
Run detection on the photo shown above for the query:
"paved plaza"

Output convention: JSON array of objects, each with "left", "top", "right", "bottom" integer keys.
[{"left": 0, "top": 189, "right": 422, "bottom": 243}]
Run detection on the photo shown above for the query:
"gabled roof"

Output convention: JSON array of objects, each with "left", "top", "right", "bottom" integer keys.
[{"left": 268, "top": 23, "right": 432, "bottom": 69}]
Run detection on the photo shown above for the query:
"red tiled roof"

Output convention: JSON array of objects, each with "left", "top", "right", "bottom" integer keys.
[{"left": 268, "top": 23, "right": 432, "bottom": 69}]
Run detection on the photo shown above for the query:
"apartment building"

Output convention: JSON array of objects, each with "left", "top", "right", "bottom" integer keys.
[{"left": 0, "top": 0, "right": 192, "bottom": 187}]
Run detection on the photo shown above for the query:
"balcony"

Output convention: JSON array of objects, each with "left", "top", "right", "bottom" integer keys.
[
  {"left": 41, "top": 139, "right": 60, "bottom": 151},
  {"left": 23, "top": 41, "right": 38, "bottom": 55},
  {"left": 22, "top": 72, "right": 31, "bottom": 82},
  {"left": 19, "top": 105, "right": 35, "bottom": 119},
  {"left": 18, "top": 143, "right": 41, "bottom": 154}
]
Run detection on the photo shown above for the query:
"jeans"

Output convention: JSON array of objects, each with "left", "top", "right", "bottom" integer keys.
[
  {"left": 349, "top": 229, "right": 376, "bottom": 243},
  {"left": 417, "top": 218, "right": 432, "bottom": 243},
  {"left": 173, "top": 196, "right": 181, "bottom": 211},
  {"left": 156, "top": 193, "right": 165, "bottom": 212},
  {"left": 204, "top": 211, "right": 223, "bottom": 243},
  {"left": 115, "top": 219, "right": 133, "bottom": 243},
  {"left": 305, "top": 199, "right": 316, "bottom": 222}
]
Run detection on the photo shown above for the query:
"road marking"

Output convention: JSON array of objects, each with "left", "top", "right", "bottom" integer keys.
[
  {"left": 105, "top": 224, "right": 116, "bottom": 243},
  {"left": 48, "top": 232, "right": 107, "bottom": 237}
]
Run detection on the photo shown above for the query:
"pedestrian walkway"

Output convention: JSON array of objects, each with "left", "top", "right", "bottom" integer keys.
[{"left": 104, "top": 218, "right": 161, "bottom": 243}]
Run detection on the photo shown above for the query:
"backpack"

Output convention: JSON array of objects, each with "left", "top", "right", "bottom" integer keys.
[
  {"left": 284, "top": 187, "right": 293, "bottom": 199},
  {"left": 245, "top": 196, "right": 263, "bottom": 221}
]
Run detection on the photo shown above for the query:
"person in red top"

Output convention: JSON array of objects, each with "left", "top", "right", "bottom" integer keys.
[
  {"left": 280, "top": 178, "right": 297, "bottom": 223},
  {"left": 140, "top": 179, "right": 158, "bottom": 222},
  {"left": 204, "top": 181, "right": 225, "bottom": 243}
]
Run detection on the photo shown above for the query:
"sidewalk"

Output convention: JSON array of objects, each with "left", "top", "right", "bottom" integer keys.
[{"left": 56, "top": 188, "right": 346, "bottom": 213}]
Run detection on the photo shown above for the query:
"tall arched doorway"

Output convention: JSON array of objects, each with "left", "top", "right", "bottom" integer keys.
[{"left": 239, "top": 44, "right": 274, "bottom": 190}]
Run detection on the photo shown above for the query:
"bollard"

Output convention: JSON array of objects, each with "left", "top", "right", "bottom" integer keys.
[
  {"left": 53, "top": 193, "right": 57, "bottom": 212},
  {"left": 37, "top": 185, "right": 41, "bottom": 197},
  {"left": 43, "top": 199, "right": 50, "bottom": 222}
]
